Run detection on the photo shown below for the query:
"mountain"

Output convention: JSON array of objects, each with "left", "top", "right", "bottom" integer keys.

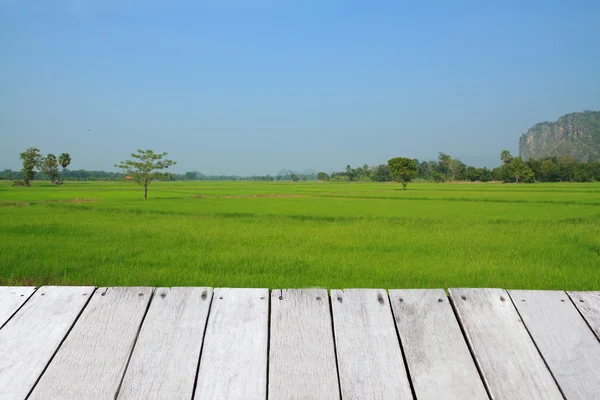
[{"left": 519, "top": 110, "right": 600, "bottom": 162}]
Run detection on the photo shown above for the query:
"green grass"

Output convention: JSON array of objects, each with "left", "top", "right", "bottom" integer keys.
[{"left": 1, "top": 180, "right": 599, "bottom": 290}]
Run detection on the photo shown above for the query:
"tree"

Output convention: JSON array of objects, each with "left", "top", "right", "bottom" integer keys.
[
  {"left": 19, "top": 147, "right": 43, "bottom": 186},
  {"left": 501, "top": 150, "right": 513, "bottom": 164},
  {"left": 302, "top": 175, "right": 307, "bottom": 182},
  {"left": 290, "top": 173, "right": 299, "bottom": 182},
  {"left": 57, "top": 153, "right": 71, "bottom": 183},
  {"left": 317, "top": 172, "right": 329, "bottom": 181},
  {"left": 185, "top": 171, "right": 197, "bottom": 180},
  {"left": 115, "top": 149, "right": 176, "bottom": 199},
  {"left": 388, "top": 157, "right": 417, "bottom": 190},
  {"left": 41, "top": 154, "right": 60, "bottom": 183},
  {"left": 276, "top": 175, "right": 282, "bottom": 181},
  {"left": 508, "top": 157, "right": 534, "bottom": 183}
]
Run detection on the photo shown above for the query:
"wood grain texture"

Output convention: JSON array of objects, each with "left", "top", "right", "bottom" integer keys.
[
  {"left": 390, "top": 289, "right": 488, "bottom": 400},
  {"left": 449, "top": 288, "right": 563, "bottom": 400},
  {"left": 29, "top": 287, "right": 153, "bottom": 400},
  {"left": 269, "top": 289, "right": 339, "bottom": 400},
  {"left": 0, "top": 286, "right": 94, "bottom": 400},
  {"left": 118, "top": 287, "right": 213, "bottom": 400},
  {"left": 568, "top": 291, "right": 600, "bottom": 340},
  {"left": 331, "top": 289, "right": 411, "bottom": 400},
  {"left": 510, "top": 290, "right": 600, "bottom": 399},
  {"left": 194, "top": 288, "right": 269, "bottom": 400},
  {"left": 0, "top": 286, "right": 36, "bottom": 327}
]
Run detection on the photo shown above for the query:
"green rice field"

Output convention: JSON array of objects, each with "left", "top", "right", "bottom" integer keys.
[{"left": 1, "top": 180, "right": 599, "bottom": 290}]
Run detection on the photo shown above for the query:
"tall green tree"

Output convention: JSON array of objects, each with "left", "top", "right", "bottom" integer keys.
[
  {"left": 388, "top": 157, "right": 417, "bottom": 190},
  {"left": 19, "top": 147, "right": 43, "bottom": 186},
  {"left": 317, "top": 172, "right": 329, "bottom": 181},
  {"left": 41, "top": 154, "right": 60, "bottom": 183},
  {"left": 501, "top": 150, "right": 513, "bottom": 164},
  {"left": 115, "top": 149, "right": 176, "bottom": 199},
  {"left": 58, "top": 153, "right": 71, "bottom": 183},
  {"left": 290, "top": 173, "right": 299, "bottom": 182}
]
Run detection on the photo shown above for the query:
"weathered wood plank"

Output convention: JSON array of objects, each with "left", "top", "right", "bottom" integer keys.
[
  {"left": 269, "top": 289, "right": 339, "bottom": 400},
  {"left": 0, "top": 286, "right": 94, "bottom": 400},
  {"left": 331, "top": 289, "right": 412, "bottom": 400},
  {"left": 568, "top": 291, "right": 600, "bottom": 340},
  {"left": 390, "top": 289, "right": 488, "bottom": 400},
  {"left": 29, "top": 287, "right": 153, "bottom": 400},
  {"left": 0, "top": 286, "right": 36, "bottom": 327},
  {"left": 510, "top": 290, "right": 600, "bottom": 399},
  {"left": 194, "top": 288, "right": 268, "bottom": 400},
  {"left": 118, "top": 287, "right": 213, "bottom": 400},
  {"left": 449, "top": 288, "right": 563, "bottom": 400}
]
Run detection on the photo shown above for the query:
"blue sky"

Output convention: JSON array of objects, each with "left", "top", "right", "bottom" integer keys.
[{"left": 1, "top": 0, "right": 599, "bottom": 175}]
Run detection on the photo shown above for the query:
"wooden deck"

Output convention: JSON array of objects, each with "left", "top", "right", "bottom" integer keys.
[{"left": 1, "top": 287, "right": 599, "bottom": 399}]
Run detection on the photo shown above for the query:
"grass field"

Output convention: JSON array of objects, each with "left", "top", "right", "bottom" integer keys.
[{"left": 1, "top": 180, "right": 599, "bottom": 290}]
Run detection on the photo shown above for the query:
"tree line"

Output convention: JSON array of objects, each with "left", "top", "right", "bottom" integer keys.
[{"left": 317, "top": 151, "right": 600, "bottom": 183}]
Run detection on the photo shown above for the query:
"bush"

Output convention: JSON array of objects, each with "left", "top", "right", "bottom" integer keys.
[{"left": 12, "top": 180, "right": 27, "bottom": 186}]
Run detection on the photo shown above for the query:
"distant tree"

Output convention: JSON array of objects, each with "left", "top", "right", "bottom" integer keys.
[
  {"left": 290, "top": 173, "right": 299, "bottom": 182},
  {"left": 370, "top": 164, "right": 391, "bottom": 182},
  {"left": 302, "top": 175, "right": 307, "bottom": 182},
  {"left": 448, "top": 159, "right": 466, "bottom": 181},
  {"left": 501, "top": 150, "right": 513, "bottom": 164},
  {"left": 317, "top": 172, "right": 329, "bottom": 181},
  {"left": 115, "top": 149, "right": 176, "bottom": 199},
  {"left": 185, "top": 171, "right": 197, "bottom": 180},
  {"left": 19, "top": 147, "right": 43, "bottom": 186},
  {"left": 388, "top": 157, "right": 417, "bottom": 190},
  {"left": 507, "top": 157, "right": 534, "bottom": 183},
  {"left": 276, "top": 175, "right": 282, "bottom": 181},
  {"left": 57, "top": 153, "right": 71, "bottom": 183},
  {"left": 41, "top": 154, "right": 60, "bottom": 183}
]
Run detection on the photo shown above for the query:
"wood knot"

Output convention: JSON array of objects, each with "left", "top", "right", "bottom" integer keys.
[
  {"left": 377, "top": 294, "right": 384, "bottom": 304},
  {"left": 138, "top": 293, "right": 144, "bottom": 297},
  {"left": 399, "top": 298, "right": 403, "bottom": 302},
  {"left": 500, "top": 296, "right": 505, "bottom": 302},
  {"left": 316, "top": 296, "right": 321, "bottom": 301},
  {"left": 279, "top": 296, "right": 283, "bottom": 300},
  {"left": 201, "top": 291, "right": 207, "bottom": 300},
  {"left": 160, "top": 292, "right": 166, "bottom": 299},
  {"left": 461, "top": 295, "right": 466, "bottom": 300},
  {"left": 438, "top": 298, "right": 443, "bottom": 303},
  {"left": 337, "top": 297, "right": 343, "bottom": 303}
]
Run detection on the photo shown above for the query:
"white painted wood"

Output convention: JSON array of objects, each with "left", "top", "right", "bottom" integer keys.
[
  {"left": 268, "top": 289, "right": 339, "bottom": 400},
  {"left": 331, "top": 289, "right": 412, "bottom": 400},
  {"left": 0, "top": 286, "right": 36, "bottom": 327},
  {"left": 510, "top": 290, "right": 600, "bottom": 399},
  {"left": 29, "top": 287, "right": 153, "bottom": 400},
  {"left": 118, "top": 287, "right": 213, "bottom": 400},
  {"left": 390, "top": 289, "right": 488, "bottom": 400},
  {"left": 194, "top": 288, "right": 268, "bottom": 400},
  {"left": 568, "top": 291, "right": 600, "bottom": 340},
  {"left": 0, "top": 286, "right": 94, "bottom": 400},
  {"left": 449, "top": 288, "right": 563, "bottom": 400}
]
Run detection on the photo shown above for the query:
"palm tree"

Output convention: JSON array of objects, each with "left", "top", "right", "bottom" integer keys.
[
  {"left": 500, "top": 150, "right": 512, "bottom": 164},
  {"left": 58, "top": 153, "right": 71, "bottom": 183}
]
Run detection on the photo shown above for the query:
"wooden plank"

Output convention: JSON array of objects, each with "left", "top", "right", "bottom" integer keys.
[
  {"left": 390, "top": 289, "right": 488, "bottom": 400},
  {"left": 29, "top": 287, "right": 153, "bottom": 400},
  {"left": 268, "top": 289, "right": 339, "bottom": 400},
  {"left": 510, "top": 290, "right": 600, "bottom": 399},
  {"left": 568, "top": 291, "right": 600, "bottom": 340},
  {"left": 449, "top": 288, "right": 563, "bottom": 400},
  {"left": 0, "top": 286, "right": 94, "bottom": 400},
  {"left": 331, "top": 289, "right": 412, "bottom": 399},
  {"left": 194, "top": 288, "right": 268, "bottom": 400},
  {"left": 118, "top": 287, "right": 213, "bottom": 400},
  {"left": 0, "top": 286, "right": 36, "bottom": 327}
]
